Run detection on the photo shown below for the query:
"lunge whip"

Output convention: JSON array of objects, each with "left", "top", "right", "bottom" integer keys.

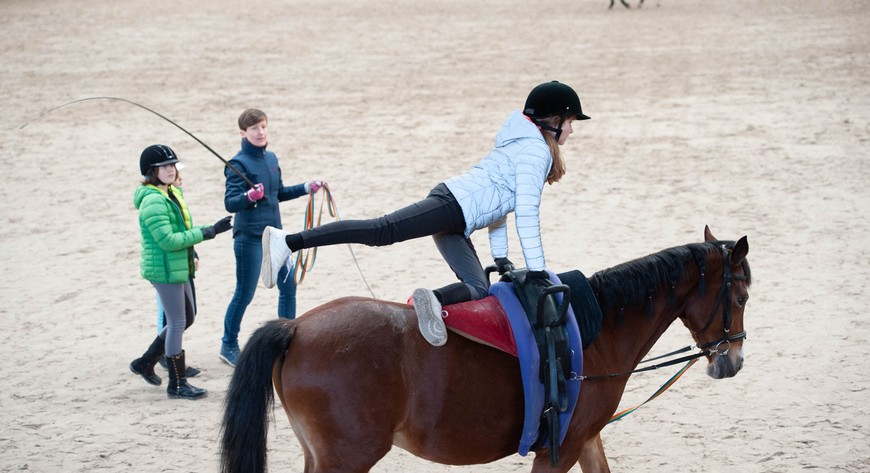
[{"left": 19, "top": 96, "right": 256, "bottom": 188}]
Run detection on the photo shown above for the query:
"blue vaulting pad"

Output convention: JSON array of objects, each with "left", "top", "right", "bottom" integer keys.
[{"left": 488, "top": 270, "right": 584, "bottom": 456}]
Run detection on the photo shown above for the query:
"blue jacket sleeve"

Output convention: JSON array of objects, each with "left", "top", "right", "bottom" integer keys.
[
  {"left": 224, "top": 161, "right": 255, "bottom": 213},
  {"left": 278, "top": 182, "right": 308, "bottom": 202}
]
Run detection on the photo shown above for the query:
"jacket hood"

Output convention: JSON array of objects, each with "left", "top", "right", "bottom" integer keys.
[
  {"left": 494, "top": 110, "right": 545, "bottom": 148},
  {"left": 133, "top": 184, "right": 164, "bottom": 209}
]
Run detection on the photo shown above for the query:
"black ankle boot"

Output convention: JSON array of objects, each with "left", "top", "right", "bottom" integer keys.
[
  {"left": 166, "top": 351, "right": 207, "bottom": 400},
  {"left": 130, "top": 336, "right": 165, "bottom": 386}
]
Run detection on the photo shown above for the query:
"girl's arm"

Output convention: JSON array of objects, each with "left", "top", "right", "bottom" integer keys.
[{"left": 513, "top": 148, "right": 550, "bottom": 271}]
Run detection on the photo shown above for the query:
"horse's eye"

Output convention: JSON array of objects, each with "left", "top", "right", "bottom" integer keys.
[{"left": 737, "top": 297, "right": 748, "bottom": 307}]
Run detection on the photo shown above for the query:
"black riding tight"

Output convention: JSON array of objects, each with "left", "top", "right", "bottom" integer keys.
[{"left": 294, "top": 183, "right": 489, "bottom": 301}]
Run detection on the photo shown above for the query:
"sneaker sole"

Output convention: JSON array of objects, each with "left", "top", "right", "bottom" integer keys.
[
  {"left": 218, "top": 353, "right": 237, "bottom": 368},
  {"left": 412, "top": 289, "right": 447, "bottom": 346}
]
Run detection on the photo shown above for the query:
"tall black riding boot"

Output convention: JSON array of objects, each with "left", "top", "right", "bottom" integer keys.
[
  {"left": 159, "top": 354, "right": 201, "bottom": 378},
  {"left": 166, "top": 351, "right": 207, "bottom": 400},
  {"left": 130, "top": 335, "right": 165, "bottom": 386}
]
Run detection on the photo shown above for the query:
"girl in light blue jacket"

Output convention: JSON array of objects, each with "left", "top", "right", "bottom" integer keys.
[{"left": 262, "top": 81, "right": 589, "bottom": 346}]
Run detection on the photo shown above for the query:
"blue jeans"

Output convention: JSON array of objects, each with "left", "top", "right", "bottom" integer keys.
[{"left": 222, "top": 234, "right": 296, "bottom": 350}]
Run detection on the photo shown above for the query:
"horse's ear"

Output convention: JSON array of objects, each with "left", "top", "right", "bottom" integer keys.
[
  {"left": 730, "top": 236, "right": 749, "bottom": 265},
  {"left": 704, "top": 225, "right": 717, "bottom": 242}
]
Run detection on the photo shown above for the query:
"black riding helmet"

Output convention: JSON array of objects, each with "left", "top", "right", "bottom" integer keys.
[
  {"left": 139, "top": 144, "right": 179, "bottom": 176},
  {"left": 523, "top": 81, "right": 590, "bottom": 141}
]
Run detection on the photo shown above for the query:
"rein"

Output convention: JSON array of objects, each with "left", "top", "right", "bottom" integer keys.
[
  {"left": 608, "top": 358, "right": 699, "bottom": 424},
  {"left": 287, "top": 183, "right": 377, "bottom": 298},
  {"left": 579, "top": 344, "right": 711, "bottom": 382}
]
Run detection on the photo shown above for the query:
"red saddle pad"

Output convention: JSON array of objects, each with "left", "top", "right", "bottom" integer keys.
[{"left": 440, "top": 296, "right": 518, "bottom": 357}]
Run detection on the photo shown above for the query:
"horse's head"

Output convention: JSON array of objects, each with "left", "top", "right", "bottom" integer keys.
[{"left": 680, "top": 226, "right": 751, "bottom": 379}]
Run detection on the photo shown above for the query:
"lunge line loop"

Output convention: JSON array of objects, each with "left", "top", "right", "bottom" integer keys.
[{"left": 290, "top": 183, "right": 377, "bottom": 298}]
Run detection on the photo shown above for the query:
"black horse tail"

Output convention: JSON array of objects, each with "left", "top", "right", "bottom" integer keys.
[{"left": 220, "top": 319, "right": 295, "bottom": 473}]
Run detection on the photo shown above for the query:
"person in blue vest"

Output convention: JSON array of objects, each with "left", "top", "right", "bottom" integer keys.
[
  {"left": 220, "top": 108, "right": 323, "bottom": 367},
  {"left": 260, "top": 81, "right": 589, "bottom": 347}
]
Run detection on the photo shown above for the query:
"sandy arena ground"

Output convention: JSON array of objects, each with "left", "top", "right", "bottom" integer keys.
[{"left": 1, "top": 0, "right": 868, "bottom": 471}]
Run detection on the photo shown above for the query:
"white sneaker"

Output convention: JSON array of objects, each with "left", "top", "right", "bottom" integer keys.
[
  {"left": 412, "top": 288, "right": 447, "bottom": 346},
  {"left": 261, "top": 226, "right": 292, "bottom": 289}
]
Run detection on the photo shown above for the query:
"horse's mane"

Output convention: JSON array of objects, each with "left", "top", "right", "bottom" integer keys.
[{"left": 588, "top": 240, "right": 751, "bottom": 321}]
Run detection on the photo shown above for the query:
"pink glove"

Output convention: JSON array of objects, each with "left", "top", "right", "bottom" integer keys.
[
  {"left": 245, "top": 183, "right": 265, "bottom": 202},
  {"left": 305, "top": 180, "right": 324, "bottom": 194}
]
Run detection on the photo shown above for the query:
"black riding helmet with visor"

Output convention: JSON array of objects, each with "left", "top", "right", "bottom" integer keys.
[
  {"left": 139, "top": 144, "right": 180, "bottom": 178},
  {"left": 523, "top": 81, "right": 590, "bottom": 141}
]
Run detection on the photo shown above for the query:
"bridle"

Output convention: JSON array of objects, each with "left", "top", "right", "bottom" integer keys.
[
  {"left": 581, "top": 244, "right": 748, "bottom": 423},
  {"left": 582, "top": 244, "right": 747, "bottom": 382},
  {"left": 690, "top": 245, "right": 747, "bottom": 356}
]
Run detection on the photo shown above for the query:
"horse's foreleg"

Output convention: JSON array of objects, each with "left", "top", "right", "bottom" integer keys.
[
  {"left": 577, "top": 434, "right": 610, "bottom": 473},
  {"left": 620, "top": 0, "right": 630, "bottom": 8}
]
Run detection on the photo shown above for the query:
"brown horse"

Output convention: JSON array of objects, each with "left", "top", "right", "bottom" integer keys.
[{"left": 220, "top": 227, "right": 751, "bottom": 473}]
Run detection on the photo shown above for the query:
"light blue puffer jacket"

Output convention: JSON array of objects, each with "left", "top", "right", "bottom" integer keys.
[{"left": 443, "top": 110, "right": 551, "bottom": 271}]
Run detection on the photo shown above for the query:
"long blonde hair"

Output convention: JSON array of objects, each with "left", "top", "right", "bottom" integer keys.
[{"left": 537, "top": 115, "right": 567, "bottom": 184}]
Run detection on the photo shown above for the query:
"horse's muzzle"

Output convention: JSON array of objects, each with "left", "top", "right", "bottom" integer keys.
[{"left": 707, "top": 347, "right": 744, "bottom": 379}]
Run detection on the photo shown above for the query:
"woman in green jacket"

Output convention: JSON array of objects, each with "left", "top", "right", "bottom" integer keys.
[{"left": 129, "top": 144, "right": 232, "bottom": 400}]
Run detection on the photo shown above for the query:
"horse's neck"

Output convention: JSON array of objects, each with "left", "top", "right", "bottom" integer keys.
[
  {"left": 588, "top": 276, "right": 700, "bottom": 375},
  {"left": 593, "top": 304, "right": 682, "bottom": 373},
  {"left": 583, "top": 247, "right": 710, "bottom": 376}
]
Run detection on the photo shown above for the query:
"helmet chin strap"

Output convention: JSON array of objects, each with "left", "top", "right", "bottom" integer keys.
[{"left": 533, "top": 117, "right": 564, "bottom": 141}]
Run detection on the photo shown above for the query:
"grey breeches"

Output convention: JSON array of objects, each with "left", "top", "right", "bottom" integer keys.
[{"left": 152, "top": 281, "right": 196, "bottom": 356}]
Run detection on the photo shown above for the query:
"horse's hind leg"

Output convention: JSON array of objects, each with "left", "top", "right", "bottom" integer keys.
[
  {"left": 281, "top": 385, "right": 392, "bottom": 473},
  {"left": 577, "top": 434, "right": 610, "bottom": 473},
  {"left": 620, "top": 0, "right": 630, "bottom": 7},
  {"left": 297, "top": 430, "right": 391, "bottom": 473},
  {"left": 281, "top": 366, "right": 395, "bottom": 472}
]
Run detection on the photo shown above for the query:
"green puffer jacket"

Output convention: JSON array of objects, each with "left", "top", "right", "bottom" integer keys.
[{"left": 134, "top": 184, "right": 207, "bottom": 284}]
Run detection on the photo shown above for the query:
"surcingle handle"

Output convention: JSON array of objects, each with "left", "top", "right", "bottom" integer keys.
[{"left": 537, "top": 284, "right": 571, "bottom": 327}]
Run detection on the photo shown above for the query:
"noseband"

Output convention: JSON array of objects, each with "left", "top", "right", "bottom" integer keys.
[{"left": 692, "top": 245, "right": 747, "bottom": 354}]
